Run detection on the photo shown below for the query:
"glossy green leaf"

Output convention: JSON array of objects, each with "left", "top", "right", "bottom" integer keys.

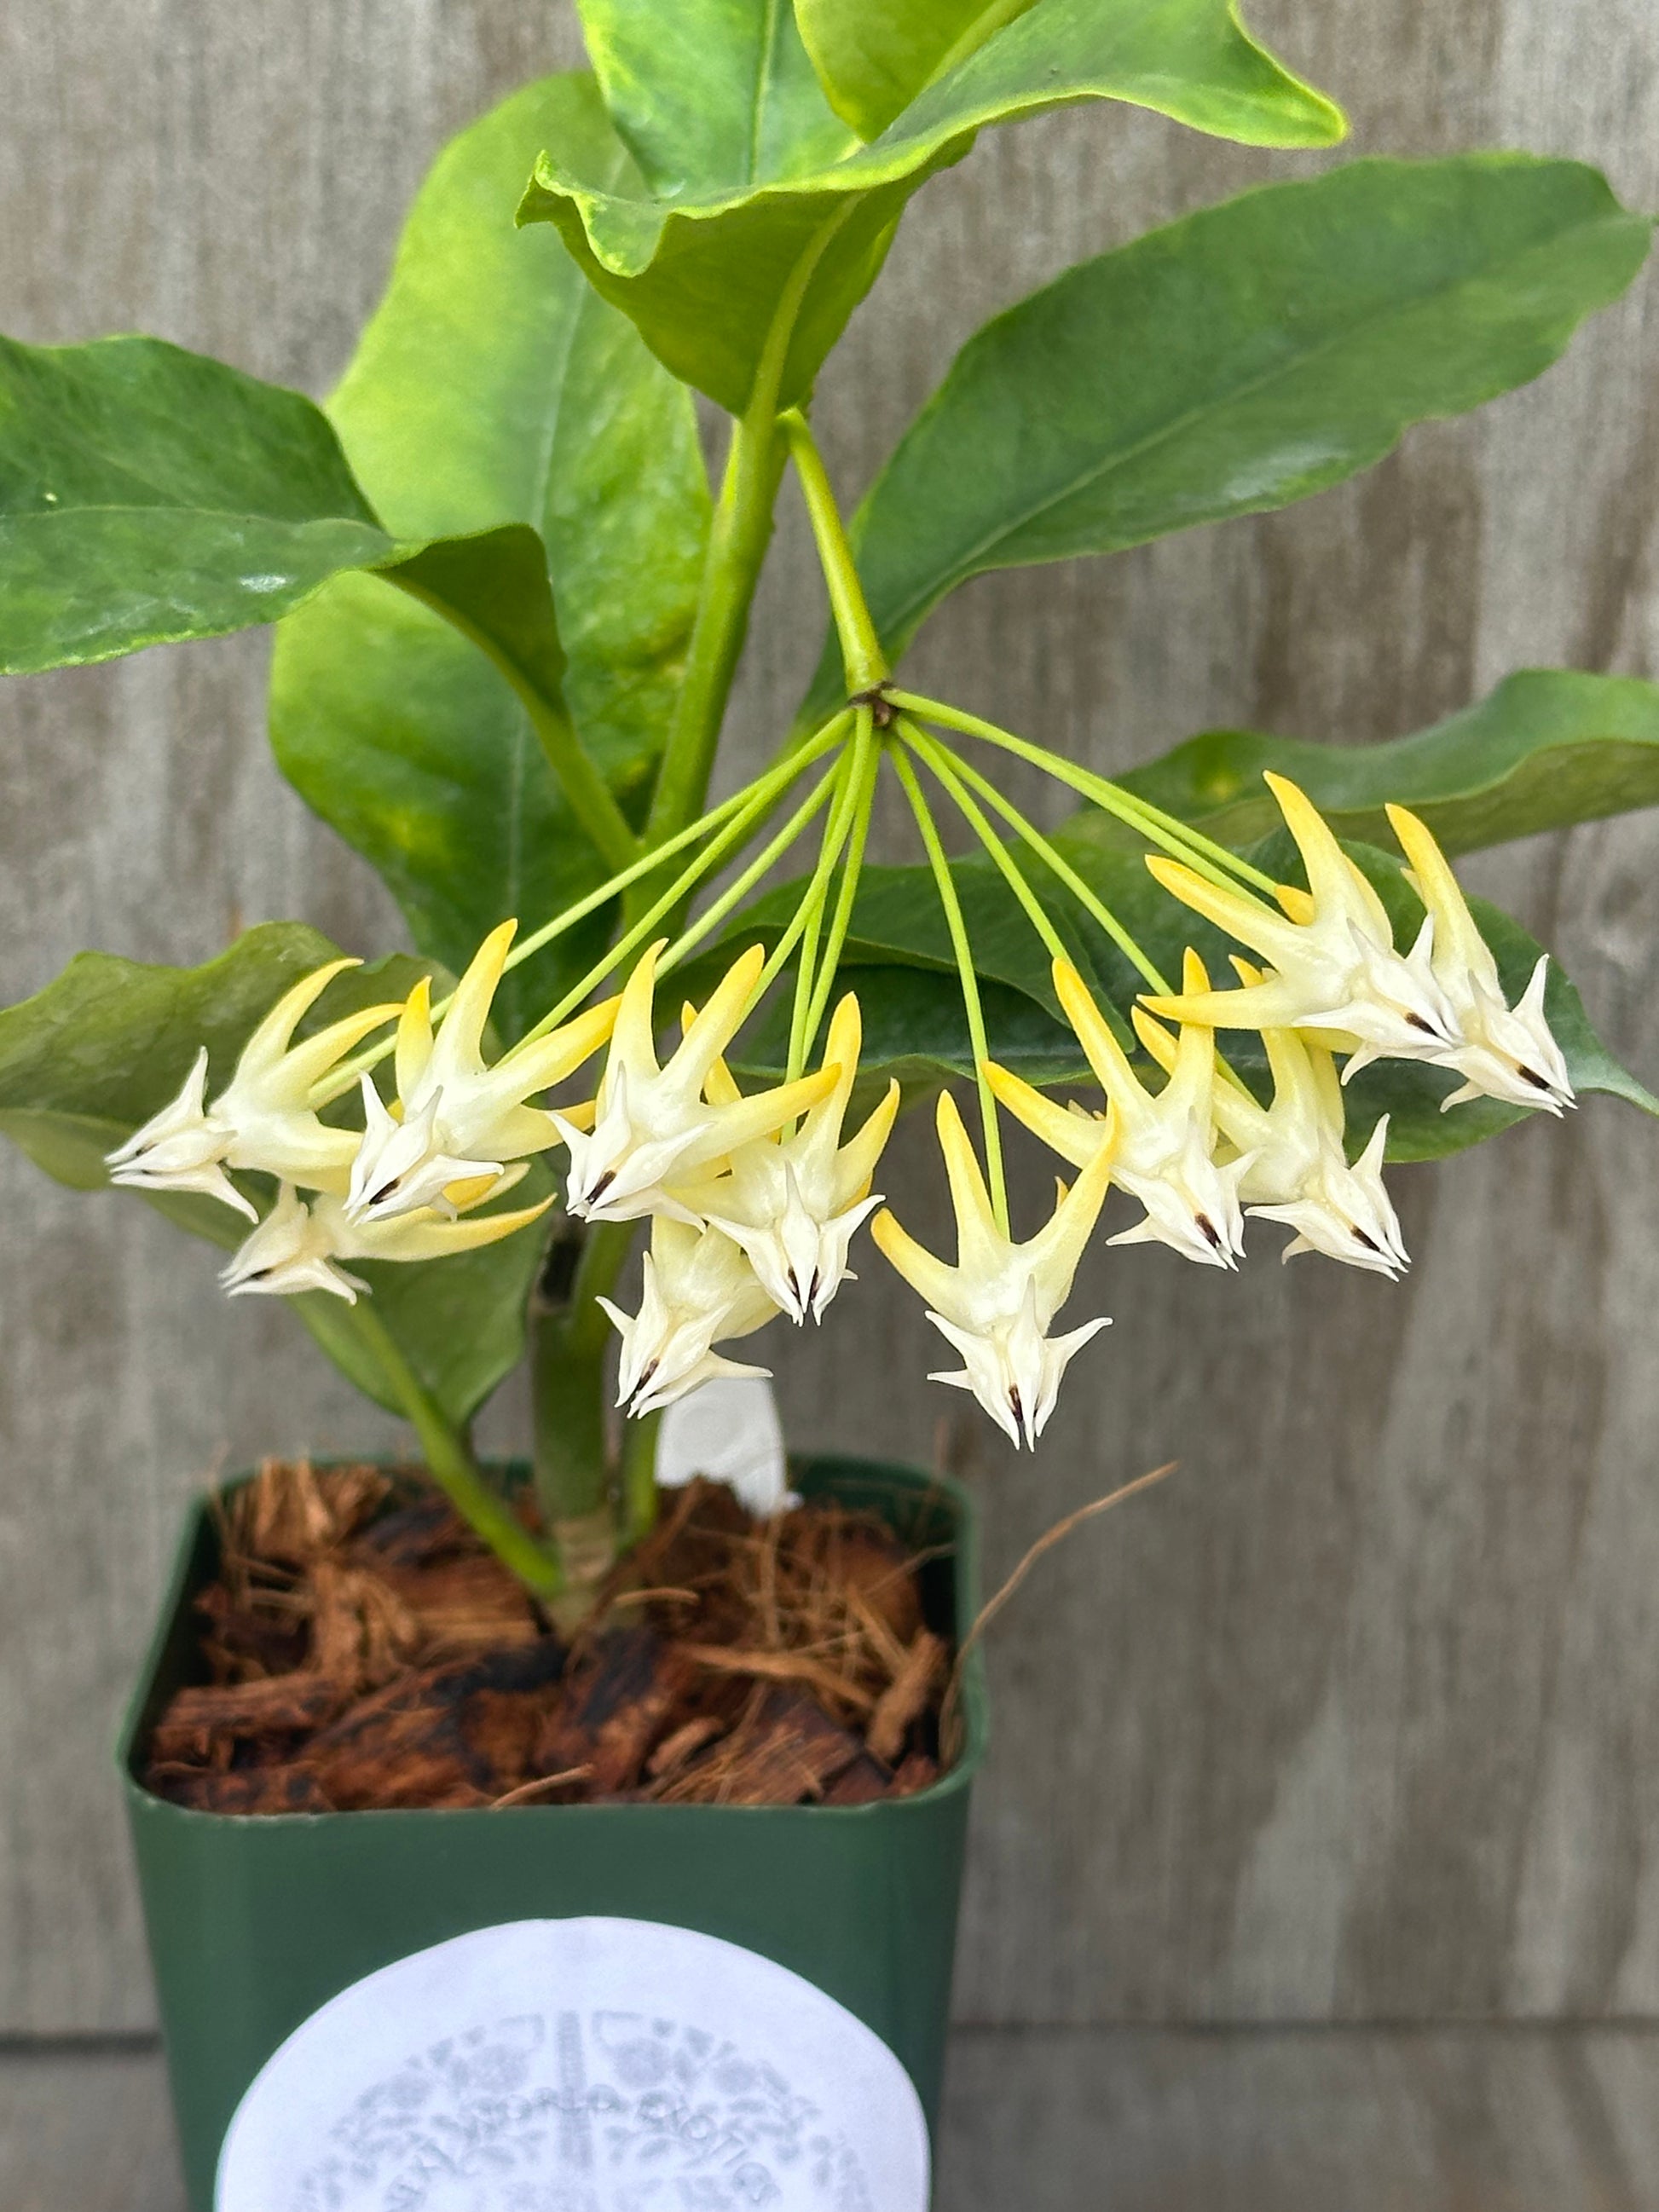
[
  {"left": 795, "top": 0, "right": 1041, "bottom": 140},
  {"left": 578, "top": 0, "right": 853, "bottom": 191},
  {"left": 0, "top": 927, "right": 546, "bottom": 1421},
  {"left": 0, "top": 333, "right": 393, "bottom": 671},
  {"left": 829, "top": 158, "right": 1652, "bottom": 697},
  {"left": 270, "top": 73, "right": 710, "bottom": 1043},
  {"left": 520, "top": 0, "right": 1344, "bottom": 413},
  {"left": 1118, "top": 669, "right": 1659, "bottom": 857}
]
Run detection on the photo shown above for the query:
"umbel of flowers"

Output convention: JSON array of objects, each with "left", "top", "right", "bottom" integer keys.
[{"left": 112, "top": 700, "right": 1575, "bottom": 1454}]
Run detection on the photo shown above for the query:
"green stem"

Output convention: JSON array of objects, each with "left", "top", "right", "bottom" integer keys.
[
  {"left": 393, "top": 577, "right": 638, "bottom": 878},
  {"left": 529, "top": 1216, "right": 640, "bottom": 1617},
  {"left": 641, "top": 413, "right": 788, "bottom": 867},
  {"left": 621, "top": 1411, "right": 664, "bottom": 1548},
  {"left": 899, "top": 720, "right": 1070, "bottom": 966},
  {"left": 522, "top": 724, "right": 848, "bottom": 1047},
  {"left": 891, "top": 691, "right": 1280, "bottom": 898},
  {"left": 781, "top": 411, "right": 887, "bottom": 693},
  {"left": 802, "top": 711, "right": 879, "bottom": 1048},
  {"left": 910, "top": 731, "right": 1172, "bottom": 995},
  {"left": 789, "top": 710, "right": 876, "bottom": 1076},
  {"left": 345, "top": 1302, "right": 564, "bottom": 1598},
  {"left": 657, "top": 753, "right": 845, "bottom": 979},
  {"left": 891, "top": 746, "right": 1009, "bottom": 1235}
]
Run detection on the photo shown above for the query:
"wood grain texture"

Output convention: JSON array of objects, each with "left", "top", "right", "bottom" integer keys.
[
  {"left": 1, "top": 0, "right": 1657, "bottom": 2033},
  {"left": 7, "top": 2030, "right": 1659, "bottom": 2212}
]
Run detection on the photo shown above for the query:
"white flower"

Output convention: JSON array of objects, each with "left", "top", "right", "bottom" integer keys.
[
  {"left": 1136, "top": 958, "right": 1408, "bottom": 1278},
  {"left": 107, "top": 959, "right": 402, "bottom": 1218},
  {"left": 558, "top": 941, "right": 840, "bottom": 1225},
  {"left": 987, "top": 954, "right": 1248, "bottom": 1269},
  {"left": 345, "top": 921, "right": 616, "bottom": 1224},
  {"left": 1386, "top": 803, "right": 1575, "bottom": 1115},
  {"left": 871, "top": 1091, "right": 1113, "bottom": 1450},
  {"left": 675, "top": 993, "right": 899, "bottom": 1322},
  {"left": 1143, "top": 771, "right": 1460, "bottom": 1077},
  {"left": 221, "top": 1180, "right": 553, "bottom": 1303},
  {"left": 596, "top": 1217, "right": 778, "bottom": 1418}
]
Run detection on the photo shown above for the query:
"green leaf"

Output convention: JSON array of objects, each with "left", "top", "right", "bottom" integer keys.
[
  {"left": 0, "top": 333, "right": 393, "bottom": 671},
  {"left": 795, "top": 0, "right": 1041, "bottom": 141},
  {"left": 1118, "top": 668, "right": 1659, "bottom": 857},
  {"left": 270, "top": 73, "right": 710, "bottom": 1043},
  {"left": 0, "top": 927, "right": 546, "bottom": 1421},
  {"left": 578, "top": 0, "right": 854, "bottom": 191},
  {"left": 520, "top": 0, "right": 1344, "bottom": 413},
  {"left": 830, "top": 157, "right": 1653, "bottom": 696}
]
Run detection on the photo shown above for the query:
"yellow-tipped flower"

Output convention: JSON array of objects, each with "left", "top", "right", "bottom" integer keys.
[
  {"left": 1142, "top": 772, "right": 1457, "bottom": 1077},
  {"left": 221, "top": 1180, "right": 553, "bottom": 1304},
  {"left": 108, "top": 959, "right": 401, "bottom": 1218},
  {"left": 346, "top": 921, "right": 617, "bottom": 1225},
  {"left": 558, "top": 942, "right": 840, "bottom": 1226},
  {"left": 678, "top": 993, "right": 901, "bottom": 1323},
  {"left": 597, "top": 1217, "right": 778, "bottom": 1418},
  {"left": 871, "top": 1091, "right": 1113, "bottom": 1450},
  {"left": 1387, "top": 803, "right": 1574, "bottom": 1114},
  {"left": 1136, "top": 957, "right": 1408, "bottom": 1278},
  {"left": 988, "top": 955, "right": 1248, "bottom": 1269}
]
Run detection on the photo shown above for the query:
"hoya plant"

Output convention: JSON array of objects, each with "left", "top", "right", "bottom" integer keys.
[{"left": 3, "top": 1, "right": 1656, "bottom": 1620}]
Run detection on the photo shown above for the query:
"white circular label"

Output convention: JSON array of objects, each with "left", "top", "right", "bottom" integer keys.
[{"left": 216, "top": 1916, "right": 930, "bottom": 2211}]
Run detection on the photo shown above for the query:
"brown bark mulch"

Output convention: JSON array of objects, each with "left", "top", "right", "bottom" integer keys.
[{"left": 142, "top": 1458, "right": 953, "bottom": 1816}]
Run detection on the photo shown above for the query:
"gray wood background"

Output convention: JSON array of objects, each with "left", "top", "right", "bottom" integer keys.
[{"left": 3, "top": 0, "right": 1657, "bottom": 2040}]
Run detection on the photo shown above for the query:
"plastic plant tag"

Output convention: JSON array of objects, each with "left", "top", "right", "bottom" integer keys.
[
  {"left": 216, "top": 1915, "right": 930, "bottom": 2211},
  {"left": 656, "top": 1373, "right": 792, "bottom": 1516}
]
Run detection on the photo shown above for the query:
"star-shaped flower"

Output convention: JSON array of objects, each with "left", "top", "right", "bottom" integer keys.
[
  {"left": 596, "top": 1217, "right": 778, "bottom": 1418},
  {"left": 871, "top": 1091, "right": 1113, "bottom": 1449},
  {"left": 1136, "top": 957, "right": 1408, "bottom": 1278},
  {"left": 107, "top": 959, "right": 402, "bottom": 1219},
  {"left": 674, "top": 992, "right": 899, "bottom": 1322},
  {"left": 345, "top": 921, "right": 616, "bottom": 1225},
  {"left": 1386, "top": 803, "right": 1575, "bottom": 1114},
  {"left": 1142, "top": 772, "right": 1459, "bottom": 1077},
  {"left": 558, "top": 941, "right": 840, "bottom": 1225},
  {"left": 987, "top": 954, "right": 1248, "bottom": 1268},
  {"left": 220, "top": 1180, "right": 553, "bottom": 1303}
]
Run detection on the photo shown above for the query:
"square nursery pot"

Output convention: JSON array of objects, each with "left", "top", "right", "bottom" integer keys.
[{"left": 119, "top": 1453, "right": 988, "bottom": 2211}]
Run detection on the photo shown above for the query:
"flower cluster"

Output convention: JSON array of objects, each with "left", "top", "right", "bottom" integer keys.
[
  {"left": 105, "top": 769, "right": 1574, "bottom": 1451},
  {"left": 867, "top": 774, "right": 1573, "bottom": 1442}
]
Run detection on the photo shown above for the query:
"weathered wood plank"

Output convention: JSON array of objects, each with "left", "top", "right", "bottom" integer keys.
[
  {"left": 7, "top": 2029, "right": 1659, "bottom": 2211},
  {"left": 2, "top": 0, "right": 1658, "bottom": 2036}
]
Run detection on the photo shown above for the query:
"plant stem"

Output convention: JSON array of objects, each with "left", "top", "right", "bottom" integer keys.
[
  {"left": 529, "top": 1216, "right": 639, "bottom": 1620},
  {"left": 802, "top": 709, "right": 880, "bottom": 1048},
  {"left": 891, "top": 690, "right": 1280, "bottom": 898},
  {"left": 621, "top": 1410, "right": 664, "bottom": 1548},
  {"left": 899, "top": 720, "right": 1070, "bottom": 966},
  {"left": 641, "top": 413, "right": 789, "bottom": 867},
  {"left": 656, "top": 754, "right": 844, "bottom": 979},
  {"left": 522, "top": 725, "right": 848, "bottom": 1047},
  {"left": 781, "top": 411, "right": 887, "bottom": 693},
  {"left": 908, "top": 730, "right": 1173, "bottom": 995},
  {"left": 891, "top": 746, "right": 1009, "bottom": 1235},
  {"left": 344, "top": 1302, "right": 564, "bottom": 1598}
]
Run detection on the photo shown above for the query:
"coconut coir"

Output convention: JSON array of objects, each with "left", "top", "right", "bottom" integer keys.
[{"left": 143, "top": 1459, "right": 951, "bottom": 1815}]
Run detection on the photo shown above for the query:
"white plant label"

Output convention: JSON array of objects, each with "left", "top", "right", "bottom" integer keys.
[
  {"left": 216, "top": 1916, "right": 929, "bottom": 2212},
  {"left": 656, "top": 1373, "right": 791, "bottom": 1516}
]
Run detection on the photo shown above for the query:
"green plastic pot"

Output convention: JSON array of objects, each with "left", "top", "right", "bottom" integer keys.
[{"left": 119, "top": 1453, "right": 988, "bottom": 2211}]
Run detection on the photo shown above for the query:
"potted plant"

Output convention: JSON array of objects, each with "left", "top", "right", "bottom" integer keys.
[{"left": 3, "top": 3, "right": 1657, "bottom": 2205}]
